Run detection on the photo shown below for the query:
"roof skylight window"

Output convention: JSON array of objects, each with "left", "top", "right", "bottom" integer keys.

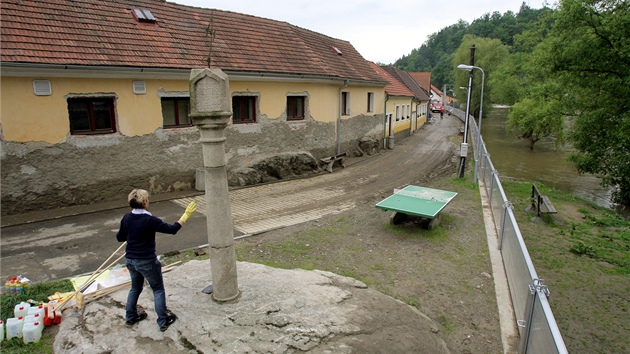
[{"left": 133, "top": 9, "right": 157, "bottom": 23}]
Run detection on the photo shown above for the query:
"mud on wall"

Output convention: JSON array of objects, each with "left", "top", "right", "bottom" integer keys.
[{"left": 1, "top": 114, "right": 383, "bottom": 216}]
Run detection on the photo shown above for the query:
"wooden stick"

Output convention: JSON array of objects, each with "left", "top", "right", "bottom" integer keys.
[
  {"left": 79, "top": 261, "right": 183, "bottom": 307},
  {"left": 74, "top": 242, "right": 127, "bottom": 294},
  {"left": 77, "top": 253, "right": 126, "bottom": 293},
  {"left": 90, "top": 242, "right": 127, "bottom": 282},
  {"left": 58, "top": 257, "right": 183, "bottom": 311},
  {"left": 54, "top": 244, "right": 127, "bottom": 312}
]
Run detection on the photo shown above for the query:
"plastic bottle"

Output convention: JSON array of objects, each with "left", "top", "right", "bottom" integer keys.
[
  {"left": 22, "top": 321, "right": 42, "bottom": 343},
  {"left": 15, "top": 282, "right": 24, "bottom": 294},
  {"left": 7, "top": 279, "right": 17, "bottom": 295},
  {"left": 6, "top": 316, "right": 24, "bottom": 339},
  {"left": 0, "top": 320, "right": 4, "bottom": 341},
  {"left": 21, "top": 278, "right": 29, "bottom": 293},
  {"left": 5, "top": 279, "right": 13, "bottom": 294},
  {"left": 14, "top": 302, "right": 31, "bottom": 317},
  {"left": 32, "top": 318, "right": 44, "bottom": 332},
  {"left": 28, "top": 304, "right": 45, "bottom": 318},
  {"left": 12, "top": 276, "right": 19, "bottom": 294},
  {"left": 24, "top": 313, "right": 43, "bottom": 327}
]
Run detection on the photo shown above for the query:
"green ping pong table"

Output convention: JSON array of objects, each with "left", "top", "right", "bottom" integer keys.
[{"left": 375, "top": 185, "right": 457, "bottom": 227}]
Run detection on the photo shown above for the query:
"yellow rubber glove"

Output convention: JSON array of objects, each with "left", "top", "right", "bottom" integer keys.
[{"left": 178, "top": 201, "right": 197, "bottom": 224}]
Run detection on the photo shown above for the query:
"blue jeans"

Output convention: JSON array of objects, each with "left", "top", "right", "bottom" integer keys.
[{"left": 125, "top": 258, "right": 168, "bottom": 327}]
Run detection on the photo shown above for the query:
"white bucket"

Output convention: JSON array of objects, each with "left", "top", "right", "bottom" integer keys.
[{"left": 22, "top": 321, "right": 43, "bottom": 343}]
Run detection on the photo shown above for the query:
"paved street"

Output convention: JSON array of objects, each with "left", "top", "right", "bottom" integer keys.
[{"left": 1, "top": 116, "right": 461, "bottom": 283}]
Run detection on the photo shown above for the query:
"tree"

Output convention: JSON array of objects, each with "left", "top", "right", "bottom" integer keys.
[
  {"left": 549, "top": 0, "right": 630, "bottom": 205},
  {"left": 452, "top": 34, "right": 510, "bottom": 119},
  {"left": 393, "top": 4, "right": 548, "bottom": 91},
  {"left": 490, "top": 5, "right": 556, "bottom": 107},
  {"left": 498, "top": 8, "right": 568, "bottom": 149}
]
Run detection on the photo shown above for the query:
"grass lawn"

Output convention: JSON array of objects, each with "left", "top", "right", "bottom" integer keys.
[{"left": 501, "top": 181, "right": 629, "bottom": 353}]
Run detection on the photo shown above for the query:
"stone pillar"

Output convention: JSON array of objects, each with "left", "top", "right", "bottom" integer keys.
[{"left": 189, "top": 68, "right": 240, "bottom": 302}]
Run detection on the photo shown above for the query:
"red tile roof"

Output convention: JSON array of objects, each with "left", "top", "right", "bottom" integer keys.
[
  {"left": 367, "top": 62, "right": 414, "bottom": 97},
  {"left": 408, "top": 72, "right": 431, "bottom": 92},
  {"left": 431, "top": 85, "right": 443, "bottom": 96},
  {"left": 1, "top": 0, "right": 384, "bottom": 82},
  {"left": 381, "top": 66, "right": 430, "bottom": 101}
]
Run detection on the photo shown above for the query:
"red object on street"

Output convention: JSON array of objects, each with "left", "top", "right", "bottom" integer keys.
[{"left": 431, "top": 100, "right": 444, "bottom": 113}]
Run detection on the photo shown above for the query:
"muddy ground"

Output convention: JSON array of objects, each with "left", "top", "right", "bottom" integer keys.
[
  {"left": 230, "top": 174, "right": 505, "bottom": 354},
  {"left": 225, "top": 116, "right": 508, "bottom": 353},
  {"left": 161, "top": 116, "right": 508, "bottom": 353}
]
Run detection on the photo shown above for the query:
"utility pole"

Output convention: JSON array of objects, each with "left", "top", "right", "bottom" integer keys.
[
  {"left": 443, "top": 84, "right": 447, "bottom": 106},
  {"left": 458, "top": 44, "right": 475, "bottom": 178}
]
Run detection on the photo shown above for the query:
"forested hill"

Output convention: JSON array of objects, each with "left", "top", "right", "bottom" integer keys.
[
  {"left": 393, "top": 2, "right": 548, "bottom": 90},
  {"left": 393, "top": 0, "right": 630, "bottom": 209}
]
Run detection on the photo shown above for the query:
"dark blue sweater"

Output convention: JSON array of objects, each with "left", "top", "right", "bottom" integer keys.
[{"left": 116, "top": 212, "right": 182, "bottom": 259}]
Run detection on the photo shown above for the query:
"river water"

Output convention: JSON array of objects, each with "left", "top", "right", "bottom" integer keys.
[{"left": 480, "top": 107, "right": 613, "bottom": 209}]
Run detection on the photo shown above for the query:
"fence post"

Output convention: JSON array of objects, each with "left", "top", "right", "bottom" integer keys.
[
  {"left": 489, "top": 169, "right": 497, "bottom": 206},
  {"left": 498, "top": 200, "right": 513, "bottom": 250},
  {"left": 481, "top": 150, "right": 489, "bottom": 194},
  {"left": 519, "top": 279, "right": 550, "bottom": 354}
]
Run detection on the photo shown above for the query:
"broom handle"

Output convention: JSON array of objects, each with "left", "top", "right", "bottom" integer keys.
[
  {"left": 77, "top": 241, "right": 127, "bottom": 292},
  {"left": 93, "top": 241, "right": 127, "bottom": 278},
  {"left": 78, "top": 253, "right": 126, "bottom": 293},
  {"left": 54, "top": 243, "right": 127, "bottom": 311}
]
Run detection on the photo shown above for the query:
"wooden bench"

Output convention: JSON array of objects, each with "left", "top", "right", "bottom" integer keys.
[
  {"left": 320, "top": 152, "right": 348, "bottom": 173},
  {"left": 531, "top": 184, "right": 557, "bottom": 217}
]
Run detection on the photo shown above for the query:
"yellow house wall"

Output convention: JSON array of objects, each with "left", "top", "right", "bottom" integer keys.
[
  {"left": 0, "top": 76, "right": 191, "bottom": 143},
  {"left": 230, "top": 81, "right": 384, "bottom": 121},
  {"left": 386, "top": 96, "right": 413, "bottom": 134},
  {"left": 1, "top": 77, "right": 384, "bottom": 144},
  {"left": 231, "top": 81, "right": 340, "bottom": 122},
  {"left": 343, "top": 86, "right": 384, "bottom": 118},
  {"left": 417, "top": 102, "right": 429, "bottom": 127}
]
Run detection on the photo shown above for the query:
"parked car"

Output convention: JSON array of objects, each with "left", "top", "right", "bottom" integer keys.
[{"left": 431, "top": 100, "right": 444, "bottom": 113}]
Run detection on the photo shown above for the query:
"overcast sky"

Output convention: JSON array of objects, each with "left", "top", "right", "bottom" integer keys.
[{"left": 170, "top": 0, "right": 542, "bottom": 64}]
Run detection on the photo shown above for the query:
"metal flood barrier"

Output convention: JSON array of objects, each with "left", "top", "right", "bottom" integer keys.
[{"left": 453, "top": 108, "right": 568, "bottom": 353}]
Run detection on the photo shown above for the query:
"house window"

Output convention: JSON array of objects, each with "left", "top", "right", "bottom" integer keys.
[
  {"left": 341, "top": 92, "right": 350, "bottom": 116},
  {"left": 287, "top": 96, "right": 305, "bottom": 120},
  {"left": 407, "top": 104, "right": 411, "bottom": 119},
  {"left": 396, "top": 105, "right": 400, "bottom": 121},
  {"left": 232, "top": 96, "right": 256, "bottom": 124},
  {"left": 67, "top": 97, "right": 116, "bottom": 135},
  {"left": 402, "top": 105, "right": 406, "bottom": 120},
  {"left": 367, "top": 92, "right": 374, "bottom": 112},
  {"left": 161, "top": 97, "right": 191, "bottom": 127}
]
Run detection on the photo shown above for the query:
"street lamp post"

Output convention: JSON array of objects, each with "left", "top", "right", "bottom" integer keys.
[
  {"left": 457, "top": 64, "right": 485, "bottom": 184},
  {"left": 457, "top": 68, "right": 473, "bottom": 178}
]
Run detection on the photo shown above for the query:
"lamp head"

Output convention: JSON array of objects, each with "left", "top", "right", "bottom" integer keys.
[{"left": 457, "top": 64, "right": 473, "bottom": 71}]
